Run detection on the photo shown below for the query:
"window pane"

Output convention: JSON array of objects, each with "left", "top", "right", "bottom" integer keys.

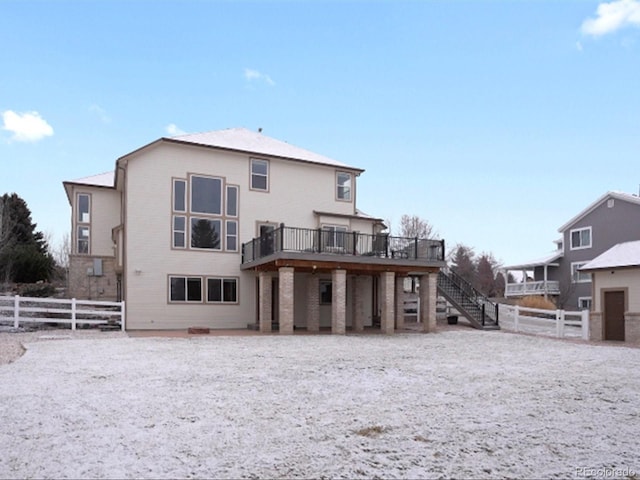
[
  {"left": 252, "top": 160, "right": 268, "bottom": 175},
  {"left": 174, "top": 232, "right": 185, "bottom": 248},
  {"left": 581, "top": 229, "right": 590, "bottom": 246},
  {"left": 78, "top": 195, "right": 90, "bottom": 222},
  {"left": 174, "top": 180, "right": 186, "bottom": 212},
  {"left": 571, "top": 231, "right": 580, "bottom": 248},
  {"left": 187, "top": 278, "right": 202, "bottom": 301},
  {"left": 191, "top": 218, "right": 221, "bottom": 249},
  {"left": 170, "top": 277, "right": 186, "bottom": 301},
  {"left": 337, "top": 173, "right": 352, "bottom": 200},
  {"left": 226, "top": 186, "right": 238, "bottom": 216},
  {"left": 320, "top": 281, "right": 332, "bottom": 304},
  {"left": 191, "top": 176, "right": 221, "bottom": 214},
  {"left": 251, "top": 160, "right": 268, "bottom": 190},
  {"left": 226, "top": 221, "right": 237, "bottom": 251},
  {"left": 207, "top": 278, "right": 222, "bottom": 302},
  {"left": 174, "top": 216, "right": 185, "bottom": 231},
  {"left": 223, "top": 279, "right": 237, "bottom": 302},
  {"left": 77, "top": 226, "right": 90, "bottom": 254}
]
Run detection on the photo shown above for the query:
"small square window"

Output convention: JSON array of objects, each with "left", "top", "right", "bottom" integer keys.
[
  {"left": 170, "top": 276, "right": 202, "bottom": 302},
  {"left": 570, "top": 227, "right": 591, "bottom": 250},
  {"left": 191, "top": 218, "right": 221, "bottom": 250}
]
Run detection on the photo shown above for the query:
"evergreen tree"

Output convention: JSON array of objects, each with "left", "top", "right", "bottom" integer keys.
[
  {"left": 191, "top": 219, "right": 220, "bottom": 249},
  {"left": 450, "top": 244, "right": 476, "bottom": 286},
  {"left": 0, "top": 193, "right": 54, "bottom": 283}
]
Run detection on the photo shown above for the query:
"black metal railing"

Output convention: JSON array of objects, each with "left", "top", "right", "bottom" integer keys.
[
  {"left": 242, "top": 225, "right": 445, "bottom": 264},
  {"left": 438, "top": 269, "right": 499, "bottom": 328}
]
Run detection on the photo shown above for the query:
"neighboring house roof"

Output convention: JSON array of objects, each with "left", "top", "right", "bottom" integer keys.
[
  {"left": 580, "top": 240, "right": 640, "bottom": 271},
  {"left": 314, "top": 209, "right": 386, "bottom": 224},
  {"left": 504, "top": 250, "right": 563, "bottom": 270},
  {"left": 62, "top": 171, "right": 116, "bottom": 204},
  {"left": 557, "top": 191, "right": 640, "bottom": 233},
  {"left": 166, "top": 127, "right": 364, "bottom": 172},
  {"left": 67, "top": 171, "right": 115, "bottom": 187}
]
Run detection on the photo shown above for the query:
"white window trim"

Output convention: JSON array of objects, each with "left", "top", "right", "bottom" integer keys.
[
  {"left": 172, "top": 215, "right": 186, "bottom": 249},
  {"left": 169, "top": 276, "right": 203, "bottom": 303},
  {"left": 190, "top": 175, "right": 223, "bottom": 216},
  {"left": 77, "top": 193, "right": 91, "bottom": 224},
  {"left": 322, "top": 224, "right": 349, "bottom": 249},
  {"left": 336, "top": 171, "right": 353, "bottom": 202},
  {"left": 225, "top": 220, "right": 238, "bottom": 252},
  {"left": 250, "top": 158, "right": 269, "bottom": 192},
  {"left": 571, "top": 262, "right": 592, "bottom": 283},
  {"left": 569, "top": 226, "right": 592, "bottom": 251},
  {"left": 226, "top": 185, "right": 239, "bottom": 217},
  {"left": 173, "top": 178, "right": 187, "bottom": 213},
  {"left": 77, "top": 225, "right": 90, "bottom": 255},
  {"left": 578, "top": 296, "right": 592, "bottom": 310}
]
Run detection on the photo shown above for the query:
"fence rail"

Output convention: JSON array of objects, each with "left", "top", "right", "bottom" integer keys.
[
  {"left": 499, "top": 304, "right": 588, "bottom": 340},
  {"left": 0, "top": 295, "right": 125, "bottom": 331}
]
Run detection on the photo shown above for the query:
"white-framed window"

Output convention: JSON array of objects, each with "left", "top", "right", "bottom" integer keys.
[
  {"left": 190, "top": 218, "right": 222, "bottom": 250},
  {"left": 251, "top": 159, "right": 269, "bottom": 191},
  {"left": 191, "top": 175, "right": 222, "bottom": 215},
  {"left": 226, "top": 220, "right": 238, "bottom": 251},
  {"left": 169, "top": 276, "right": 202, "bottom": 302},
  {"left": 173, "top": 179, "right": 186, "bottom": 212},
  {"left": 77, "top": 226, "right": 90, "bottom": 254},
  {"left": 77, "top": 193, "right": 91, "bottom": 223},
  {"left": 571, "top": 262, "right": 591, "bottom": 283},
  {"left": 323, "top": 225, "right": 348, "bottom": 249},
  {"left": 336, "top": 172, "right": 352, "bottom": 201},
  {"left": 173, "top": 216, "right": 186, "bottom": 249},
  {"left": 206, "top": 277, "right": 238, "bottom": 303},
  {"left": 171, "top": 176, "right": 239, "bottom": 252},
  {"left": 570, "top": 227, "right": 592, "bottom": 250},
  {"left": 578, "top": 297, "right": 592, "bottom": 310},
  {"left": 226, "top": 185, "right": 238, "bottom": 217}
]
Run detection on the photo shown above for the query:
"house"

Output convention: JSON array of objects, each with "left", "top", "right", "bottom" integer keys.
[
  {"left": 580, "top": 240, "right": 640, "bottom": 343},
  {"left": 63, "top": 128, "right": 445, "bottom": 333},
  {"left": 503, "top": 191, "right": 640, "bottom": 310}
]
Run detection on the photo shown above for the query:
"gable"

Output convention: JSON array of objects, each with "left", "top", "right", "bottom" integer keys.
[{"left": 558, "top": 192, "right": 640, "bottom": 233}]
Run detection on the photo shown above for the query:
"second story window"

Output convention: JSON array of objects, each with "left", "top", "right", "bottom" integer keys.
[
  {"left": 251, "top": 159, "right": 269, "bottom": 191},
  {"left": 336, "top": 172, "right": 352, "bottom": 201},
  {"left": 75, "top": 193, "right": 91, "bottom": 254},
  {"left": 570, "top": 227, "right": 592, "bottom": 250},
  {"left": 191, "top": 176, "right": 222, "bottom": 215},
  {"left": 77, "top": 194, "right": 90, "bottom": 223}
]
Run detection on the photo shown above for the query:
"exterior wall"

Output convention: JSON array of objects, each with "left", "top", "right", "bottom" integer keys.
[
  {"left": 591, "top": 268, "right": 640, "bottom": 343},
  {"left": 558, "top": 198, "right": 640, "bottom": 309},
  {"left": 123, "top": 142, "right": 368, "bottom": 329},
  {"left": 67, "top": 185, "right": 121, "bottom": 300},
  {"left": 68, "top": 255, "right": 118, "bottom": 300}
]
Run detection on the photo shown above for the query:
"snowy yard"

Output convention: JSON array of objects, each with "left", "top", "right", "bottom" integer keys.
[{"left": 0, "top": 331, "right": 639, "bottom": 479}]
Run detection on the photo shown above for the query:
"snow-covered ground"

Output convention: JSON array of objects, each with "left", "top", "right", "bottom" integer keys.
[{"left": 1, "top": 331, "right": 639, "bottom": 479}]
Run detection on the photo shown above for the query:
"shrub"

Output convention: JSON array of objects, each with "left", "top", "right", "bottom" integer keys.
[
  {"left": 18, "top": 282, "right": 56, "bottom": 298},
  {"left": 517, "top": 295, "right": 557, "bottom": 313}
]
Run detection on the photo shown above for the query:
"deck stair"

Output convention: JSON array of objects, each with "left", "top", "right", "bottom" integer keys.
[{"left": 437, "top": 269, "right": 500, "bottom": 330}]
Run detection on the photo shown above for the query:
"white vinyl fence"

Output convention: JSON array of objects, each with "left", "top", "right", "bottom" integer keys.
[
  {"left": 499, "top": 304, "right": 588, "bottom": 340},
  {"left": 0, "top": 295, "right": 125, "bottom": 331}
]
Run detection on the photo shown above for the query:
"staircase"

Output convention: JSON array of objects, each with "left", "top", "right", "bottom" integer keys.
[{"left": 437, "top": 269, "right": 500, "bottom": 330}]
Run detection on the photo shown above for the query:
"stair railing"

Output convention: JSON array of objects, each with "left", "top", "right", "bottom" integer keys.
[{"left": 440, "top": 268, "right": 499, "bottom": 326}]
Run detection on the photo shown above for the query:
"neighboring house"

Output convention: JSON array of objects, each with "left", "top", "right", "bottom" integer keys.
[
  {"left": 63, "top": 128, "right": 445, "bottom": 333},
  {"left": 504, "top": 191, "right": 640, "bottom": 310},
  {"left": 580, "top": 240, "right": 640, "bottom": 343}
]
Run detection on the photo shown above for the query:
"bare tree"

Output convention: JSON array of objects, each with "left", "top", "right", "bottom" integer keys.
[{"left": 398, "top": 214, "right": 436, "bottom": 239}]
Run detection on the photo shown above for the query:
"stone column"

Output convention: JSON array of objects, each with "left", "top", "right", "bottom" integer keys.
[
  {"left": 332, "top": 269, "right": 347, "bottom": 334},
  {"left": 307, "top": 275, "right": 320, "bottom": 332},
  {"left": 626, "top": 312, "right": 640, "bottom": 343},
  {"left": 395, "top": 276, "right": 405, "bottom": 330},
  {"left": 278, "top": 267, "right": 295, "bottom": 334},
  {"left": 420, "top": 272, "right": 437, "bottom": 333},
  {"left": 258, "top": 272, "right": 272, "bottom": 333},
  {"left": 353, "top": 275, "right": 366, "bottom": 332},
  {"left": 380, "top": 271, "right": 395, "bottom": 335}
]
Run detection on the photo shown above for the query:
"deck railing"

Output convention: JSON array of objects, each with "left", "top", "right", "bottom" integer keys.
[
  {"left": 242, "top": 225, "right": 445, "bottom": 264},
  {"left": 504, "top": 281, "right": 561, "bottom": 298}
]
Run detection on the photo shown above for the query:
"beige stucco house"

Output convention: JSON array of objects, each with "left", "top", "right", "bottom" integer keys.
[
  {"left": 581, "top": 240, "right": 640, "bottom": 343},
  {"left": 63, "top": 128, "right": 445, "bottom": 333}
]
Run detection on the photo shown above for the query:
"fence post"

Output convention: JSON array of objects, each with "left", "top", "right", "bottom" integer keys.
[
  {"left": 514, "top": 305, "right": 519, "bottom": 332},
  {"left": 14, "top": 295, "right": 20, "bottom": 328},
  {"left": 556, "top": 309, "right": 563, "bottom": 338},
  {"left": 71, "top": 298, "right": 77, "bottom": 331},
  {"left": 581, "top": 309, "right": 589, "bottom": 340},
  {"left": 121, "top": 300, "right": 126, "bottom": 332}
]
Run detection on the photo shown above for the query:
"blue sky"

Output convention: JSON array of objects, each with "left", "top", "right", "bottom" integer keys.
[{"left": 1, "top": 0, "right": 639, "bottom": 267}]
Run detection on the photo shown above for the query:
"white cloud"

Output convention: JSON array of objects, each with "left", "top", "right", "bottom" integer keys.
[
  {"left": 581, "top": 0, "right": 640, "bottom": 36},
  {"left": 1, "top": 110, "right": 54, "bottom": 142},
  {"left": 89, "top": 104, "right": 111, "bottom": 123},
  {"left": 244, "top": 68, "right": 275, "bottom": 86},
  {"left": 165, "top": 123, "right": 186, "bottom": 136}
]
